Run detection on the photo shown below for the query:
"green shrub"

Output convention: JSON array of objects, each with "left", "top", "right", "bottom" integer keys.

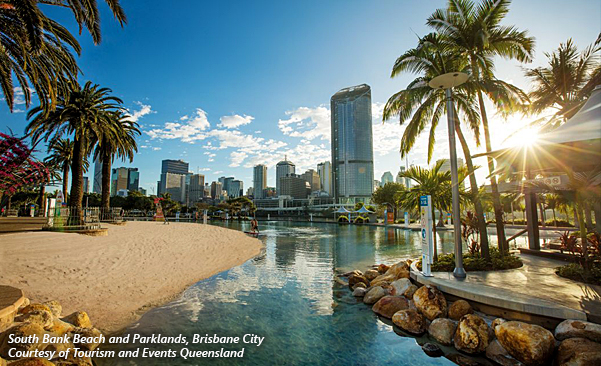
[
  {"left": 555, "top": 263, "right": 601, "bottom": 285},
  {"left": 417, "top": 248, "right": 523, "bottom": 272}
]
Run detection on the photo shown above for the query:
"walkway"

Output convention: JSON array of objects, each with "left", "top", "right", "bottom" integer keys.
[
  {"left": 411, "top": 253, "right": 601, "bottom": 324},
  {"left": 0, "top": 285, "right": 26, "bottom": 331}
]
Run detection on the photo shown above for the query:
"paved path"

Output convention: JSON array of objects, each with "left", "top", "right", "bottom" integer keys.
[{"left": 412, "top": 253, "right": 601, "bottom": 324}]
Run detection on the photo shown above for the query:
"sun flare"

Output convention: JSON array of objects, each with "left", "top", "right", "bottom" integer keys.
[{"left": 508, "top": 127, "right": 540, "bottom": 148}]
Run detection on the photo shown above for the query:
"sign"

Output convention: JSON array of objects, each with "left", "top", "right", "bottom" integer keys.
[
  {"left": 56, "top": 190, "right": 64, "bottom": 206},
  {"left": 387, "top": 211, "right": 394, "bottom": 224},
  {"left": 420, "top": 195, "right": 434, "bottom": 277},
  {"left": 153, "top": 198, "right": 165, "bottom": 222}
]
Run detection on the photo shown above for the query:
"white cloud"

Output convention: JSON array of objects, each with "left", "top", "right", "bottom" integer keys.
[
  {"left": 229, "top": 151, "right": 248, "bottom": 167},
  {"left": 152, "top": 147, "right": 162, "bottom": 151},
  {"left": 219, "top": 114, "right": 254, "bottom": 129},
  {"left": 278, "top": 105, "right": 330, "bottom": 141},
  {"left": 146, "top": 108, "right": 210, "bottom": 143},
  {"left": 127, "top": 102, "right": 154, "bottom": 122}
]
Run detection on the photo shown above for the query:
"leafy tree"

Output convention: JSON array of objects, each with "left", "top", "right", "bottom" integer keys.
[
  {"left": 44, "top": 138, "right": 73, "bottom": 202},
  {"left": 427, "top": 0, "right": 535, "bottom": 254},
  {"left": 371, "top": 182, "right": 406, "bottom": 220}
]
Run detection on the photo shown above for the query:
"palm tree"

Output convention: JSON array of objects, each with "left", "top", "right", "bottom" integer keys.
[
  {"left": 26, "top": 81, "right": 123, "bottom": 222},
  {"left": 427, "top": 0, "right": 535, "bottom": 254},
  {"left": 524, "top": 36, "right": 601, "bottom": 130},
  {"left": 0, "top": 0, "right": 126, "bottom": 111},
  {"left": 44, "top": 138, "right": 74, "bottom": 203},
  {"left": 384, "top": 32, "right": 525, "bottom": 259},
  {"left": 92, "top": 111, "right": 140, "bottom": 211}
]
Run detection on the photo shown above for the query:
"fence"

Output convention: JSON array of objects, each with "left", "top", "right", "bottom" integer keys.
[{"left": 46, "top": 206, "right": 101, "bottom": 230}]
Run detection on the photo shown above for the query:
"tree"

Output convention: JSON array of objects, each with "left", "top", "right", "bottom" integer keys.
[
  {"left": 524, "top": 36, "right": 601, "bottom": 129},
  {"left": 44, "top": 138, "right": 73, "bottom": 203},
  {"left": 0, "top": 0, "right": 126, "bottom": 111},
  {"left": 92, "top": 111, "right": 140, "bottom": 210},
  {"left": 27, "top": 81, "right": 123, "bottom": 223},
  {"left": 427, "top": 0, "right": 535, "bottom": 254},
  {"left": 372, "top": 182, "right": 406, "bottom": 220}
]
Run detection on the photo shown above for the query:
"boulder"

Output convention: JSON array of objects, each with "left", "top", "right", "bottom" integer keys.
[
  {"left": 45, "top": 319, "right": 74, "bottom": 336},
  {"left": 352, "top": 287, "right": 367, "bottom": 297},
  {"left": 556, "top": 337, "right": 601, "bottom": 366},
  {"left": 392, "top": 309, "right": 426, "bottom": 335},
  {"left": 412, "top": 285, "right": 447, "bottom": 321},
  {"left": 7, "top": 359, "right": 56, "bottom": 366},
  {"left": 453, "top": 314, "right": 492, "bottom": 354},
  {"left": 485, "top": 339, "right": 523, "bottom": 366},
  {"left": 351, "top": 282, "right": 367, "bottom": 290},
  {"left": 447, "top": 354, "right": 486, "bottom": 366},
  {"left": 369, "top": 274, "right": 396, "bottom": 288},
  {"left": 403, "top": 284, "right": 418, "bottom": 299},
  {"left": 491, "top": 318, "right": 507, "bottom": 331},
  {"left": 555, "top": 319, "right": 601, "bottom": 343},
  {"left": 495, "top": 321, "right": 555, "bottom": 365},
  {"left": 422, "top": 342, "right": 444, "bottom": 357},
  {"left": 42, "top": 301, "right": 62, "bottom": 318},
  {"left": 54, "top": 358, "right": 94, "bottom": 366},
  {"left": 386, "top": 260, "right": 410, "bottom": 277},
  {"left": 0, "top": 356, "right": 5, "bottom": 366},
  {"left": 428, "top": 318, "right": 457, "bottom": 346},
  {"left": 364, "top": 269, "right": 380, "bottom": 281},
  {"left": 0, "top": 323, "right": 47, "bottom": 359},
  {"left": 363, "top": 286, "right": 387, "bottom": 305},
  {"left": 62, "top": 311, "right": 92, "bottom": 329},
  {"left": 389, "top": 278, "right": 412, "bottom": 296},
  {"left": 372, "top": 296, "right": 409, "bottom": 319},
  {"left": 449, "top": 300, "right": 473, "bottom": 320},
  {"left": 341, "top": 270, "right": 363, "bottom": 277},
  {"left": 15, "top": 309, "right": 53, "bottom": 328},
  {"left": 69, "top": 327, "right": 103, "bottom": 351},
  {"left": 348, "top": 274, "right": 370, "bottom": 289},
  {"left": 377, "top": 264, "right": 389, "bottom": 274},
  {"left": 19, "top": 304, "right": 52, "bottom": 315}
]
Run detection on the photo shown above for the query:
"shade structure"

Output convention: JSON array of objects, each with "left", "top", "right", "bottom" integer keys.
[
  {"left": 474, "top": 85, "right": 601, "bottom": 176},
  {"left": 335, "top": 207, "right": 350, "bottom": 214},
  {"left": 355, "top": 206, "right": 374, "bottom": 214}
]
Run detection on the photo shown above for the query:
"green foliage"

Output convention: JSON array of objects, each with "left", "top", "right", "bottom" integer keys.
[
  {"left": 556, "top": 263, "right": 601, "bottom": 286},
  {"left": 418, "top": 248, "right": 523, "bottom": 272}
]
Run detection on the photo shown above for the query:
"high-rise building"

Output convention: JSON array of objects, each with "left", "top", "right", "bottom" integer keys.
[
  {"left": 138, "top": 187, "right": 147, "bottom": 196},
  {"left": 396, "top": 166, "right": 412, "bottom": 188},
  {"left": 436, "top": 158, "right": 465, "bottom": 188},
  {"left": 163, "top": 172, "right": 187, "bottom": 203},
  {"left": 253, "top": 164, "right": 268, "bottom": 199},
  {"left": 159, "top": 159, "right": 189, "bottom": 196},
  {"left": 280, "top": 174, "right": 310, "bottom": 199},
  {"left": 93, "top": 157, "right": 102, "bottom": 194},
  {"left": 317, "top": 161, "right": 332, "bottom": 195},
  {"left": 210, "top": 181, "right": 222, "bottom": 199},
  {"left": 302, "top": 169, "right": 321, "bottom": 191},
  {"left": 111, "top": 167, "right": 129, "bottom": 196},
  {"left": 276, "top": 157, "right": 295, "bottom": 196},
  {"left": 127, "top": 168, "right": 139, "bottom": 191},
  {"left": 381, "top": 171, "right": 394, "bottom": 186},
  {"left": 246, "top": 187, "right": 254, "bottom": 197},
  {"left": 229, "top": 180, "right": 243, "bottom": 198},
  {"left": 330, "top": 84, "right": 374, "bottom": 203},
  {"left": 189, "top": 174, "right": 205, "bottom": 203},
  {"left": 83, "top": 177, "right": 89, "bottom": 194},
  {"left": 203, "top": 183, "right": 211, "bottom": 198}
]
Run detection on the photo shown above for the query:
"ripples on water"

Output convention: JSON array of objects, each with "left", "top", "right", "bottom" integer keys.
[{"left": 99, "top": 221, "right": 519, "bottom": 366}]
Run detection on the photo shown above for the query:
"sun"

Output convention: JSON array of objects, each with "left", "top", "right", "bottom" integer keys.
[{"left": 508, "top": 126, "right": 540, "bottom": 148}]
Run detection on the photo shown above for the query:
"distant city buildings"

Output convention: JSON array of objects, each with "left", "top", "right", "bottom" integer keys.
[
  {"left": 330, "top": 84, "right": 374, "bottom": 204},
  {"left": 111, "top": 167, "right": 139, "bottom": 196},
  {"left": 316, "top": 161, "right": 332, "bottom": 195},
  {"left": 93, "top": 157, "right": 102, "bottom": 194},
  {"left": 230, "top": 179, "right": 243, "bottom": 198},
  {"left": 189, "top": 174, "right": 205, "bottom": 203},
  {"left": 210, "top": 181, "right": 222, "bottom": 199},
  {"left": 253, "top": 164, "right": 267, "bottom": 199},
  {"left": 396, "top": 166, "right": 412, "bottom": 189},
  {"left": 158, "top": 159, "right": 189, "bottom": 203},
  {"left": 280, "top": 174, "right": 311, "bottom": 199},
  {"left": 83, "top": 177, "right": 89, "bottom": 194},
  {"left": 276, "top": 157, "right": 295, "bottom": 196},
  {"left": 302, "top": 169, "right": 321, "bottom": 192},
  {"left": 380, "top": 171, "right": 393, "bottom": 187}
]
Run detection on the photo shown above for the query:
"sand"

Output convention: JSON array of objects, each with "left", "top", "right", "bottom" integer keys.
[{"left": 0, "top": 221, "right": 263, "bottom": 332}]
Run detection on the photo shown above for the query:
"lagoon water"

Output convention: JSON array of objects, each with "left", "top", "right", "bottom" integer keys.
[{"left": 100, "top": 221, "right": 514, "bottom": 365}]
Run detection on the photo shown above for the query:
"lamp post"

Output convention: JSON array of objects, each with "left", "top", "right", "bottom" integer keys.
[{"left": 429, "top": 72, "right": 469, "bottom": 279}]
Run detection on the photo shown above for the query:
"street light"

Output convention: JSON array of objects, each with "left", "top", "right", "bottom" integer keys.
[{"left": 429, "top": 72, "right": 469, "bottom": 279}]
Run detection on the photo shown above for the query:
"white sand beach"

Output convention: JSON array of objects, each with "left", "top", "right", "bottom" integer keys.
[{"left": 0, "top": 222, "right": 262, "bottom": 332}]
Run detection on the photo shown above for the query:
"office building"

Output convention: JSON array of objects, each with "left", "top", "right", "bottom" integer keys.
[
  {"left": 381, "top": 171, "right": 394, "bottom": 186},
  {"left": 111, "top": 167, "right": 129, "bottom": 196},
  {"left": 246, "top": 187, "right": 254, "bottom": 197},
  {"left": 93, "top": 157, "right": 102, "bottom": 194},
  {"left": 396, "top": 166, "right": 412, "bottom": 189},
  {"left": 204, "top": 183, "right": 211, "bottom": 198},
  {"left": 330, "top": 84, "right": 374, "bottom": 203},
  {"left": 253, "top": 164, "right": 268, "bottom": 199},
  {"left": 128, "top": 168, "right": 139, "bottom": 191},
  {"left": 159, "top": 159, "right": 189, "bottom": 196},
  {"left": 229, "top": 179, "right": 243, "bottom": 198},
  {"left": 302, "top": 169, "right": 321, "bottom": 191},
  {"left": 83, "top": 177, "right": 89, "bottom": 194},
  {"left": 276, "top": 157, "right": 295, "bottom": 196},
  {"left": 189, "top": 174, "right": 205, "bottom": 203},
  {"left": 317, "top": 161, "right": 332, "bottom": 195},
  {"left": 280, "top": 174, "right": 311, "bottom": 199},
  {"left": 163, "top": 172, "right": 187, "bottom": 203},
  {"left": 210, "top": 181, "right": 222, "bottom": 200}
]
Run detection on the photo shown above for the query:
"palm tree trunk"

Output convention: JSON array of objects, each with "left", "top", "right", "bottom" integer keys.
[
  {"left": 101, "top": 149, "right": 112, "bottom": 210},
  {"left": 62, "top": 165, "right": 69, "bottom": 204},
  {"left": 584, "top": 202, "right": 593, "bottom": 230},
  {"left": 69, "top": 135, "right": 85, "bottom": 225},
  {"left": 37, "top": 184, "right": 46, "bottom": 216},
  {"left": 552, "top": 209, "right": 557, "bottom": 227},
  {"left": 538, "top": 201, "right": 546, "bottom": 228},
  {"left": 593, "top": 201, "right": 601, "bottom": 233},
  {"left": 454, "top": 117, "right": 490, "bottom": 260}
]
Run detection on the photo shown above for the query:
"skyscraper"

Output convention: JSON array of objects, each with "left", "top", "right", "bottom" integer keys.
[
  {"left": 253, "top": 164, "right": 267, "bottom": 199},
  {"left": 159, "top": 159, "right": 188, "bottom": 196},
  {"left": 189, "top": 174, "right": 205, "bottom": 203},
  {"left": 93, "top": 157, "right": 102, "bottom": 194},
  {"left": 229, "top": 180, "right": 243, "bottom": 198},
  {"left": 317, "top": 161, "right": 332, "bottom": 195},
  {"left": 280, "top": 174, "right": 310, "bottom": 199},
  {"left": 127, "top": 168, "right": 139, "bottom": 191},
  {"left": 330, "top": 84, "right": 374, "bottom": 203},
  {"left": 83, "top": 177, "right": 89, "bottom": 194},
  {"left": 210, "top": 181, "right": 222, "bottom": 199},
  {"left": 111, "top": 167, "right": 129, "bottom": 196},
  {"left": 301, "top": 169, "right": 320, "bottom": 191},
  {"left": 276, "top": 157, "right": 295, "bottom": 196},
  {"left": 381, "top": 171, "right": 393, "bottom": 186}
]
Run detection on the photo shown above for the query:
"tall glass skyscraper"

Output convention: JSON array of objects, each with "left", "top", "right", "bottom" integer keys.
[
  {"left": 253, "top": 164, "right": 267, "bottom": 199},
  {"left": 276, "top": 157, "right": 295, "bottom": 196},
  {"left": 330, "top": 84, "right": 374, "bottom": 204}
]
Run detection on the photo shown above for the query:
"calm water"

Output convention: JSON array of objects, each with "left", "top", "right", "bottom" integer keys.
[{"left": 99, "top": 221, "right": 515, "bottom": 366}]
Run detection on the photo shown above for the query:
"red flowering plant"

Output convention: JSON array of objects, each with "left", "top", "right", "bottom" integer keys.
[{"left": 0, "top": 132, "right": 50, "bottom": 198}]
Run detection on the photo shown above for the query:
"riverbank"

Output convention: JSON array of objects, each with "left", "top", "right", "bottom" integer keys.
[{"left": 0, "top": 221, "right": 263, "bottom": 333}]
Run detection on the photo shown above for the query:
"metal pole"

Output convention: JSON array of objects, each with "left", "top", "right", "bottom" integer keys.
[{"left": 446, "top": 88, "right": 466, "bottom": 278}]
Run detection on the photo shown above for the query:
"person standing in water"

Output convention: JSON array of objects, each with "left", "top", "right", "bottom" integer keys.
[{"left": 250, "top": 218, "right": 259, "bottom": 234}]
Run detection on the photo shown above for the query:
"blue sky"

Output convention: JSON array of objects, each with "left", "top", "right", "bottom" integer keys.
[{"left": 2, "top": 0, "right": 600, "bottom": 194}]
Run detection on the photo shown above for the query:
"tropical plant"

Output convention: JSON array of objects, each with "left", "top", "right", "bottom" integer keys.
[
  {"left": 26, "top": 81, "right": 124, "bottom": 223},
  {"left": 0, "top": 0, "right": 126, "bottom": 111},
  {"left": 91, "top": 111, "right": 140, "bottom": 210},
  {"left": 524, "top": 36, "right": 601, "bottom": 130},
  {"left": 44, "top": 138, "right": 73, "bottom": 202},
  {"left": 372, "top": 182, "right": 406, "bottom": 220},
  {"left": 427, "top": 0, "right": 536, "bottom": 254}
]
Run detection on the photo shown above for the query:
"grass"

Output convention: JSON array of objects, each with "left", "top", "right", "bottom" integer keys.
[
  {"left": 417, "top": 248, "right": 523, "bottom": 272},
  {"left": 555, "top": 263, "right": 601, "bottom": 285}
]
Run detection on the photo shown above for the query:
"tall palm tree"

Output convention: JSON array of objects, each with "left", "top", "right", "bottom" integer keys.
[
  {"left": 26, "top": 81, "right": 123, "bottom": 222},
  {"left": 427, "top": 0, "right": 536, "bottom": 254},
  {"left": 384, "top": 33, "right": 525, "bottom": 258},
  {"left": 524, "top": 36, "right": 601, "bottom": 130},
  {"left": 0, "top": 0, "right": 126, "bottom": 111},
  {"left": 44, "top": 138, "right": 74, "bottom": 202},
  {"left": 92, "top": 111, "right": 140, "bottom": 210}
]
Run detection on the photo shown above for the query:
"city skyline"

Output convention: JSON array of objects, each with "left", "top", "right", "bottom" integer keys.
[{"left": 1, "top": 0, "right": 599, "bottom": 194}]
